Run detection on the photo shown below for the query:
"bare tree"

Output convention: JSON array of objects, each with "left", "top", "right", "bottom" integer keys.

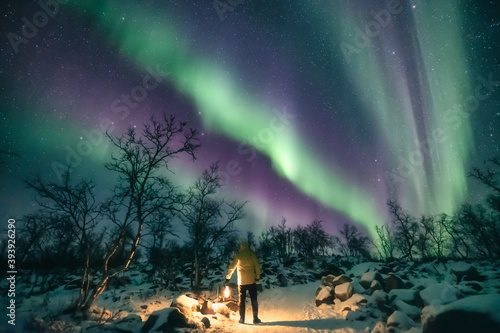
[
  {"left": 374, "top": 224, "right": 396, "bottom": 260},
  {"left": 388, "top": 201, "right": 419, "bottom": 261},
  {"left": 26, "top": 171, "right": 101, "bottom": 310},
  {"left": 84, "top": 115, "right": 199, "bottom": 310},
  {"left": 179, "top": 162, "right": 246, "bottom": 289},
  {"left": 420, "top": 214, "right": 449, "bottom": 260},
  {"left": 335, "top": 223, "right": 369, "bottom": 258}
]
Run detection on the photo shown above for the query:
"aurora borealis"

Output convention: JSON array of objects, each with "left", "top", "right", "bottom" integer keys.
[{"left": 1, "top": 0, "right": 499, "bottom": 238}]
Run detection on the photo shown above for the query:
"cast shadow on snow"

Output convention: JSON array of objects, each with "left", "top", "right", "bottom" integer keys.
[{"left": 259, "top": 318, "right": 350, "bottom": 330}]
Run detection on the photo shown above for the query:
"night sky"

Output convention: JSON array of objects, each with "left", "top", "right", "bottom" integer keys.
[{"left": 1, "top": 0, "right": 499, "bottom": 238}]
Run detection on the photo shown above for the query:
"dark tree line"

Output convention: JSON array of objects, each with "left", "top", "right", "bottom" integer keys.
[
  {"left": 257, "top": 218, "right": 371, "bottom": 262},
  {"left": 375, "top": 157, "right": 500, "bottom": 261}
]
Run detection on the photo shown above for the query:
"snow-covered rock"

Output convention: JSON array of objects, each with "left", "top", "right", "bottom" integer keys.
[
  {"left": 450, "top": 262, "right": 481, "bottom": 282},
  {"left": 389, "top": 289, "right": 420, "bottom": 306},
  {"left": 212, "top": 303, "right": 230, "bottom": 317},
  {"left": 141, "top": 308, "right": 194, "bottom": 333},
  {"left": 360, "top": 271, "right": 384, "bottom": 289},
  {"left": 200, "top": 300, "right": 215, "bottom": 315},
  {"left": 335, "top": 282, "right": 353, "bottom": 301},
  {"left": 393, "top": 299, "right": 421, "bottom": 320},
  {"left": 384, "top": 274, "right": 406, "bottom": 292},
  {"left": 387, "top": 310, "right": 416, "bottom": 331},
  {"left": 315, "top": 286, "right": 334, "bottom": 306},
  {"left": 419, "top": 283, "right": 459, "bottom": 306},
  {"left": 422, "top": 295, "right": 500, "bottom": 333}
]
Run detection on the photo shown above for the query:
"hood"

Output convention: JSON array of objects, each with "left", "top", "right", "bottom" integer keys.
[{"left": 239, "top": 241, "right": 249, "bottom": 251}]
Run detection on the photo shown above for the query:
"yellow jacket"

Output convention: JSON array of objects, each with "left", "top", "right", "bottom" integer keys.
[{"left": 226, "top": 242, "right": 261, "bottom": 286}]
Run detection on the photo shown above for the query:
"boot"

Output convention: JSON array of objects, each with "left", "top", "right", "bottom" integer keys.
[{"left": 252, "top": 301, "right": 261, "bottom": 324}]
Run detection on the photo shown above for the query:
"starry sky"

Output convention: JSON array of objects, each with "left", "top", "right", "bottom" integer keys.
[{"left": 1, "top": 0, "right": 499, "bottom": 238}]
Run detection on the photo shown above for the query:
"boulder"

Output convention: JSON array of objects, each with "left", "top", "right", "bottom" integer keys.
[
  {"left": 225, "top": 300, "right": 239, "bottom": 312},
  {"left": 387, "top": 310, "right": 416, "bottom": 331},
  {"left": 321, "top": 274, "right": 336, "bottom": 287},
  {"left": 316, "top": 286, "right": 334, "bottom": 306},
  {"left": 360, "top": 271, "right": 384, "bottom": 290},
  {"left": 393, "top": 299, "right": 421, "bottom": 320},
  {"left": 450, "top": 262, "right": 482, "bottom": 282},
  {"left": 420, "top": 283, "right": 459, "bottom": 306},
  {"left": 389, "top": 289, "right": 421, "bottom": 307},
  {"left": 332, "top": 274, "right": 353, "bottom": 287},
  {"left": 201, "top": 317, "right": 211, "bottom": 328},
  {"left": 277, "top": 273, "right": 289, "bottom": 287},
  {"left": 175, "top": 295, "right": 200, "bottom": 318},
  {"left": 335, "top": 282, "right": 353, "bottom": 302},
  {"left": 370, "top": 280, "right": 383, "bottom": 293},
  {"left": 384, "top": 274, "right": 406, "bottom": 292},
  {"left": 141, "top": 308, "right": 192, "bottom": 333},
  {"left": 423, "top": 310, "right": 500, "bottom": 333},
  {"left": 212, "top": 303, "right": 231, "bottom": 317},
  {"left": 200, "top": 300, "right": 215, "bottom": 315}
]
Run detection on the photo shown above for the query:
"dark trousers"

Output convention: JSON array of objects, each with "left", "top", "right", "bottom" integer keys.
[{"left": 238, "top": 283, "right": 258, "bottom": 320}]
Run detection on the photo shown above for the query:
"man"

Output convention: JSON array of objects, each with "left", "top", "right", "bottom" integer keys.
[{"left": 225, "top": 241, "right": 261, "bottom": 324}]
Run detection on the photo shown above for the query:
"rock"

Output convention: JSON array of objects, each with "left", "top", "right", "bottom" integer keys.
[
  {"left": 212, "top": 303, "right": 230, "bottom": 317},
  {"left": 370, "top": 280, "right": 383, "bottom": 293},
  {"left": 387, "top": 310, "right": 416, "bottom": 331},
  {"left": 351, "top": 281, "right": 365, "bottom": 294},
  {"left": 321, "top": 274, "right": 336, "bottom": 287},
  {"left": 108, "top": 276, "right": 132, "bottom": 288},
  {"left": 384, "top": 274, "right": 406, "bottom": 292},
  {"left": 335, "top": 282, "right": 353, "bottom": 302},
  {"left": 175, "top": 295, "right": 200, "bottom": 318},
  {"left": 225, "top": 300, "right": 239, "bottom": 312},
  {"left": 140, "top": 305, "right": 148, "bottom": 309},
  {"left": 393, "top": 299, "right": 421, "bottom": 320},
  {"left": 389, "top": 289, "right": 421, "bottom": 307},
  {"left": 200, "top": 300, "right": 215, "bottom": 315},
  {"left": 457, "top": 281, "right": 483, "bottom": 296},
  {"left": 316, "top": 286, "right": 334, "bottom": 306},
  {"left": 332, "top": 274, "right": 353, "bottom": 287},
  {"left": 450, "top": 262, "right": 482, "bottom": 282},
  {"left": 201, "top": 317, "right": 211, "bottom": 328},
  {"left": 379, "top": 266, "right": 393, "bottom": 274},
  {"left": 420, "top": 283, "right": 459, "bottom": 306},
  {"left": 141, "top": 308, "right": 192, "bottom": 333},
  {"left": 277, "top": 273, "right": 289, "bottom": 287},
  {"left": 371, "top": 321, "right": 387, "bottom": 333},
  {"left": 360, "top": 271, "right": 384, "bottom": 290},
  {"left": 423, "top": 310, "right": 500, "bottom": 333}
]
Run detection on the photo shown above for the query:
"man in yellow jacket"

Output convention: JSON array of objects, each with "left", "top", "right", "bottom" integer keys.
[{"left": 225, "top": 241, "right": 262, "bottom": 324}]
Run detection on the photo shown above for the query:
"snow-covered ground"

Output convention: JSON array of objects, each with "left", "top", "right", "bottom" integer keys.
[
  {"left": 2, "top": 258, "right": 500, "bottom": 332},
  {"left": 207, "top": 282, "right": 381, "bottom": 333}
]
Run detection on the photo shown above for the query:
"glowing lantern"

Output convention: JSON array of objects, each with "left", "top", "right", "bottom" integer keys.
[{"left": 224, "top": 286, "right": 230, "bottom": 298}]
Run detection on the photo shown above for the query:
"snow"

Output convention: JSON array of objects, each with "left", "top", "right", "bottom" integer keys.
[
  {"left": 450, "top": 261, "right": 472, "bottom": 273},
  {"left": 419, "top": 282, "right": 459, "bottom": 306},
  {"left": 422, "top": 294, "right": 500, "bottom": 326},
  {"left": 211, "top": 282, "right": 376, "bottom": 332},
  {"left": 349, "top": 262, "right": 381, "bottom": 277},
  {"left": 387, "top": 310, "right": 416, "bottom": 330},
  {"left": 6, "top": 258, "right": 500, "bottom": 333}
]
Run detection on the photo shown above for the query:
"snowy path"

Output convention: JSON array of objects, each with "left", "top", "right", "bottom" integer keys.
[{"left": 208, "top": 282, "right": 372, "bottom": 333}]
